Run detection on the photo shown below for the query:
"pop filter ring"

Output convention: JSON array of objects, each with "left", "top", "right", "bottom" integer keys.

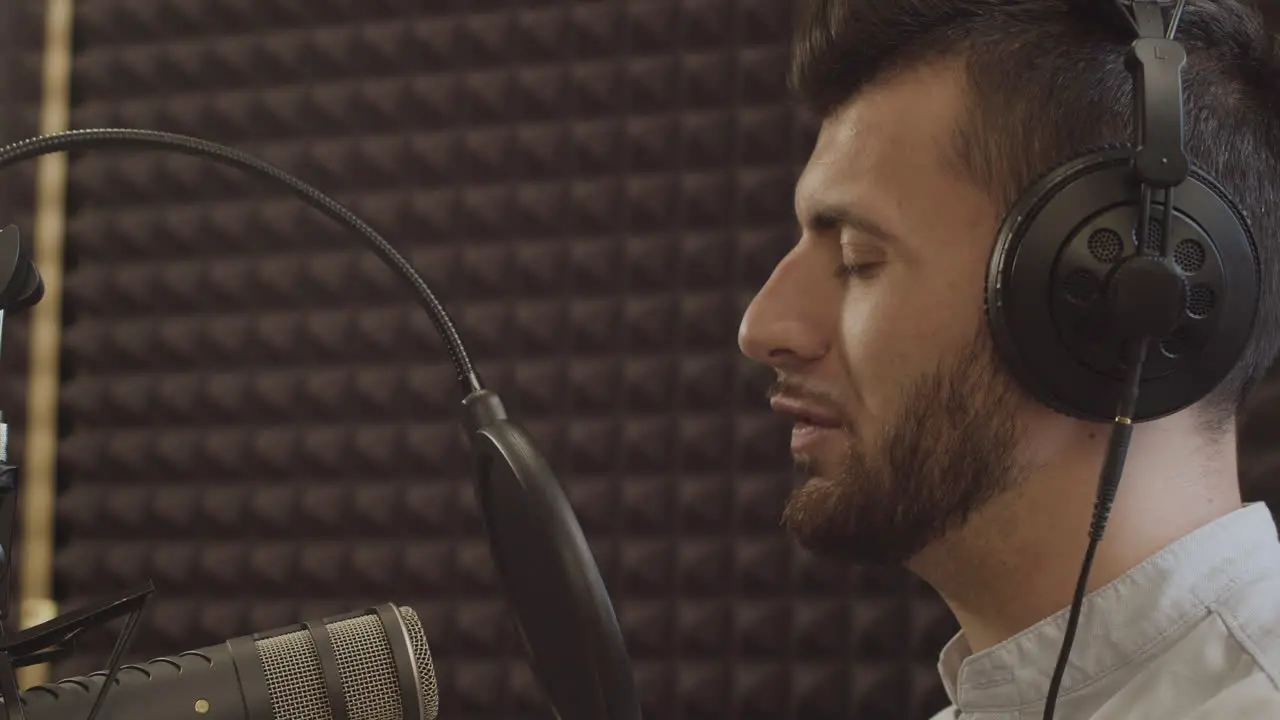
[{"left": 0, "top": 128, "right": 641, "bottom": 720}]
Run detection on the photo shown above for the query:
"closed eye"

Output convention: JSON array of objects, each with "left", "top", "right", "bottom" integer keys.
[{"left": 835, "top": 262, "right": 883, "bottom": 280}]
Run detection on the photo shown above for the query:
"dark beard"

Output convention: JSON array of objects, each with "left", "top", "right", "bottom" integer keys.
[{"left": 780, "top": 331, "right": 1027, "bottom": 566}]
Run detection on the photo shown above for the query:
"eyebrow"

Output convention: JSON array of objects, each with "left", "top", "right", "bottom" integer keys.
[{"left": 800, "top": 203, "right": 899, "bottom": 244}]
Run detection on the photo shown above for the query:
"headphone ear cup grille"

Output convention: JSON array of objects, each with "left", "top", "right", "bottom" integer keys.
[
  {"left": 1174, "top": 239, "right": 1206, "bottom": 273},
  {"left": 985, "top": 148, "right": 1261, "bottom": 422},
  {"left": 1063, "top": 269, "right": 1103, "bottom": 305},
  {"left": 1186, "top": 284, "right": 1215, "bottom": 318},
  {"left": 1087, "top": 229, "right": 1124, "bottom": 263},
  {"left": 1143, "top": 217, "right": 1167, "bottom": 254}
]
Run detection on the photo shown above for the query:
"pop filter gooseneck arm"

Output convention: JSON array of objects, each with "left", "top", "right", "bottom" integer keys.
[{"left": 0, "top": 128, "right": 642, "bottom": 720}]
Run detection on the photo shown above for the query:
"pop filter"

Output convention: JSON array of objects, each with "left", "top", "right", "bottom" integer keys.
[
  {"left": 0, "top": 129, "right": 641, "bottom": 720},
  {"left": 466, "top": 391, "right": 641, "bottom": 720}
]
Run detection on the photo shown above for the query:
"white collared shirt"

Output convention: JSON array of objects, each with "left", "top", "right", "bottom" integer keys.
[{"left": 930, "top": 503, "right": 1280, "bottom": 719}]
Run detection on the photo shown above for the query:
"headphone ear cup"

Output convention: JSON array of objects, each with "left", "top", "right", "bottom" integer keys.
[{"left": 985, "top": 147, "right": 1261, "bottom": 422}]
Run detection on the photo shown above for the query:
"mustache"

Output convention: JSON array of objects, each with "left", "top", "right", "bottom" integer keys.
[{"left": 766, "top": 377, "right": 848, "bottom": 416}]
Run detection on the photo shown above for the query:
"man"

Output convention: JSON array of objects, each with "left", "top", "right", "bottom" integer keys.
[{"left": 737, "top": 1, "right": 1280, "bottom": 718}]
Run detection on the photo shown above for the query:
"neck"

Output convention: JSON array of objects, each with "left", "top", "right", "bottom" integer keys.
[{"left": 909, "top": 410, "right": 1242, "bottom": 654}]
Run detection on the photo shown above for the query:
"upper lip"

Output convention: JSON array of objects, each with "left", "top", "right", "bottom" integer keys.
[{"left": 769, "top": 396, "right": 843, "bottom": 428}]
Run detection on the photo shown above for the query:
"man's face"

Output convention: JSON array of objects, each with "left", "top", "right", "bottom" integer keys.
[{"left": 738, "top": 62, "right": 1035, "bottom": 566}]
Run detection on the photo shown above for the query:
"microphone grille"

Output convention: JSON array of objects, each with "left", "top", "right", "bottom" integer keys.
[
  {"left": 255, "top": 605, "right": 439, "bottom": 720},
  {"left": 398, "top": 607, "right": 440, "bottom": 720},
  {"left": 257, "top": 625, "right": 333, "bottom": 720}
]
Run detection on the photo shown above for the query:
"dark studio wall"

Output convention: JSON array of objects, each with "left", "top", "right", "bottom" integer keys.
[
  {"left": 0, "top": 3, "right": 1273, "bottom": 720},
  {"left": 39, "top": 2, "right": 957, "bottom": 719}
]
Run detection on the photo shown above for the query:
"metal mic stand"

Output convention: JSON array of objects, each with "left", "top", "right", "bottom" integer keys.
[{"left": 0, "top": 225, "right": 154, "bottom": 720}]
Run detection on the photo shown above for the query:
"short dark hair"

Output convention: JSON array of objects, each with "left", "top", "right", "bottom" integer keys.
[{"left": 789, "top": 0, "right": 1280, "bottom": 417}]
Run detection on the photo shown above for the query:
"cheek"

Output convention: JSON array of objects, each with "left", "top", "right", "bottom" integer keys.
[
  {"left": 836, "top": 262, "right": 989, "bottom": 410},
  {"left": 898, "top": 245, "right": 991, "bottom": 342},
  {"left": 836, "top": 288, "right": 926, "bottom": 420}
]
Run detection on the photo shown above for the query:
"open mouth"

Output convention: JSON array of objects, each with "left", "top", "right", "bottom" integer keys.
[
  {"left": 790, "top": 412, "right": 841, "bottom": 430},
  {"left": 769, "top": 396, "right": 844, "bottom": 453},
  {"left": 770, "top": 397, "right": 843, "bottom": 430}
]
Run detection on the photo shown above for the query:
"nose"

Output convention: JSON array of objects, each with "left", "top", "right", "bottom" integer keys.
[{"left": 738, "top": 245, "right": 835, "bottom": 371}]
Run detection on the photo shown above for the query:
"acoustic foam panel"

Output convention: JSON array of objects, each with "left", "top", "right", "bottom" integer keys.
[{"left": 49, "top": 1, "right": 1280, "bottom": 719}]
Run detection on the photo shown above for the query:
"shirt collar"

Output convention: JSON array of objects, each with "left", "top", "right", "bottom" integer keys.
[{"left": 937, "top": 502, "right": 1280, "bottom": 713}]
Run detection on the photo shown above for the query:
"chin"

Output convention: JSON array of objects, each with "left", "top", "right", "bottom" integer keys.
[
  {"left": 791, "top": 447, "right": 847, "bottom": 482},
  {"left": 791, "top": 473, "right": 837, "bottom": 498}
]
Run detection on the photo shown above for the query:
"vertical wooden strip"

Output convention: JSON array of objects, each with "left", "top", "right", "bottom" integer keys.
[{"left": 17, "top": 0, "right": 74, "bottom": 690}]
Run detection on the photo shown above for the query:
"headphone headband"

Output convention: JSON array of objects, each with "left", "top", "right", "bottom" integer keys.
[{"left": 1125, "top": 0, "right": 1191, "bottom": 191}]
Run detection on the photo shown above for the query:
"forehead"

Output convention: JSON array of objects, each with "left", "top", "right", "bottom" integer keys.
[{"left": 794, "top": 62, "right": 972, "bottom": 223}]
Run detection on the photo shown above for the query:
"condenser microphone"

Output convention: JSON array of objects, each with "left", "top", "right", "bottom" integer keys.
[{"left": 11, "top": 603, "right": 437, "bottom": 720}]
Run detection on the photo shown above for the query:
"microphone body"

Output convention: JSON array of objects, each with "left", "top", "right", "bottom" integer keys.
[{"left": 13, "top": 604, "right": 437, "bottom": 720}]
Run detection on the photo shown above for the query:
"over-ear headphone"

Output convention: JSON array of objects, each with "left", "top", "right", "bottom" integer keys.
[
  {"left": 984, "top": 0, "right": 1261, "bottom": 423},
  {"left": 981, "top": 2, "right": 1263, "bottom": 717}
]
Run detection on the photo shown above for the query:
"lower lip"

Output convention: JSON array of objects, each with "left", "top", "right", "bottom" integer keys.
[{"left": 791, "top": 423, "right": 840, "bottom": 453}]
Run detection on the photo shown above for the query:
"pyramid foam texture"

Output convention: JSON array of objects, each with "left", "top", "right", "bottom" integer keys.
[{"left": 54, "top": 2, "right": 1280, "bottom": 720}]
